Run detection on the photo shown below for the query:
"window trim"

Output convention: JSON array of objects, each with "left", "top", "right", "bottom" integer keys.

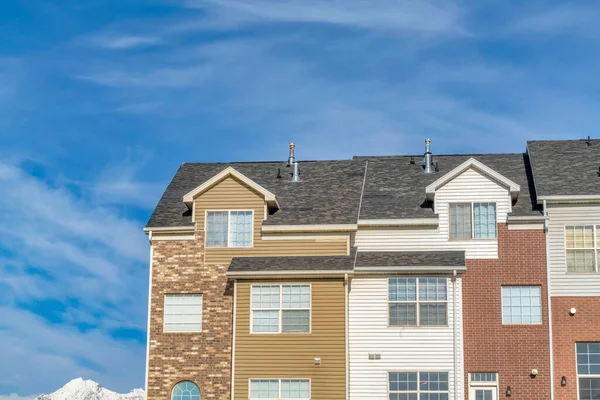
[
  {"left": 171, "top": 380, "right": 201, "bottom": 400},
  {"left": 248, "top": 378, "right": 311, "bottom": 400},
  {"left": 500, "top": 285, "right": 542, "bottom": 325},
  {"left": 468, "top": 372, "right": 499, "bottom": 400},
  {"left": 387, "top": 371, "right": 450, "bottom": 399},
  {"left": 163, "top": 293, "right": 203, "bottom": 333},
  {"left": 448, "top": 202, "right": 498, "bottom": 241},
  {"left": 575, "top": 342, "right": 600, "bottom": 400},
  {"left": 205, "top": 209, "right": 254, "bottom": 248},
  {"left": 387, "top": 278, "right": 449, "bottom": 328},
  {"left": 564, "top": 225, "right": 600, "bottom": 274},
  {"left": 250, "top": 284, "right": 312, "bottom": 335}
]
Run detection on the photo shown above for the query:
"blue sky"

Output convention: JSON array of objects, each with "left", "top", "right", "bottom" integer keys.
[{"left": 1, "top": 0, "right": 600, "bottom": 397}]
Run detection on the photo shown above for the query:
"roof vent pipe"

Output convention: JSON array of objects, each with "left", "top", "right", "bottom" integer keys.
[
  {"left": 423, "top": 138, "right": 433, "bottom": 174},
  {"left": 287, "top": 142, "right": 300, "bottom": 182}
]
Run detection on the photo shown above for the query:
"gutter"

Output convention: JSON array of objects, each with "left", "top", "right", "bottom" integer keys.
[
  {"left": 537, "top": 195, "right": 600, "bottom": 204},
  {"left": 143, "top": 226, "right": 195, "bottom": 234},
  {"left": 226, "top": 270, "right": 353, "bottom": 278},
  {"left": 357, "top": 218, "right": 439, "bottom": 227},
  {"left": 544, "top": 200, "right": 555, "bottom": 400},
  {"left": 353, "top": 266, "right": 466, "bottom": 274},
  {"left": 261, "top": 224, "right": 358, "bottom": 233}
]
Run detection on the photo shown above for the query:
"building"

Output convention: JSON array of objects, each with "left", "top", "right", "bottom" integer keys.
[{"left": 144, "top": 139, "right": 600, "bottom": 400}]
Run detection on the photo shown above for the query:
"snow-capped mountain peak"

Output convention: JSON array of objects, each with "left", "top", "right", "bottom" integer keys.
[{"left": 36, "top": 378, "right": 145, "bottom": 400}]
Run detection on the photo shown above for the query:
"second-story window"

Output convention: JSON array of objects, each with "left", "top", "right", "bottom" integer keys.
[
  {"left": 565, "top": 226, "right": 598, "bottom": 273},
  {"left": 449, "top": 202, "right": 497, "bottom": 240},
  {"left": 388, "top": 278, "right": 448, "bottom": 326},
  {"left": 206, "top": 210, "right": 253, "bottom": 247},
  {"left": 251, "top": 284, "right": 311, "bottom": 334}
]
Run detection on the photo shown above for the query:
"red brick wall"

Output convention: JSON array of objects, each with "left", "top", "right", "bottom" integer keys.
[
  {"left": 552, "top": 297, "right": 600, "bottom": 400},
  {"left": 463, "top": 224, "right": 551, "bottom": 399},
  {"left": 147, "top": 232, "right": 232, "bottom": 400}
]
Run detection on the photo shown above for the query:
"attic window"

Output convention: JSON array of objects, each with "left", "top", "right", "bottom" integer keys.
[
  {"left": 449, "top": 203, "right": 497, "bottom": 240},
  {"left": 206, "top": 210, "right": 253, "bottom": 247}
]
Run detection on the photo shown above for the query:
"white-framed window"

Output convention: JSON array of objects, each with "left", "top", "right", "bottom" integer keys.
[
  {"left": 251, "top": 285, "right": 311, "bottom": 334},
  {"left": 249, "top": 379, "right": 310, "bottom": 399},
  {"left": 206, "top": 210, "right": 253, "bottom": 248},
  {"left": 469, "top": 373, "right": 498, "bottom": 400},
  {"left": 388, "top": 278, "right": 447, "bottom": 327},
  {"left": 577, "top": 343, "right": 600, "bottom": 400},
  {"left": 388, "top": 372, "right": 449, "bottom": 400},
  {"left": 501, "top": 286, "right": 542, "bottom": 324},
  {"left": 449, "top": 202, "right": 497, "bottom": 240},
  {"left": 164, "top": 294, "right": 203, "bottom": 332},
  {"left": 565, "top": 225, "right": 600, "bottom": 273}
]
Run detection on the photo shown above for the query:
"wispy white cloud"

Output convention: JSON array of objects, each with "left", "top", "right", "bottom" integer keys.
[
  {"left": 95, "top": 35, "right": 161, "bottom": 49},
  {"left": 184, "top": 0, "right": 467, "bottom": 35},
  {"left": 0, "top": 160, "right": 148, "bottom": 395},
  {"left": 0, "top": 394, "right": 36, "bottom": 400}
]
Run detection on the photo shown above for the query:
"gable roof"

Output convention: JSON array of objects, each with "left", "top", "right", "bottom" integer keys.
[
  {"left": 424, "top": 158, "right": 520, "bottom": 201},
  {"left": 182, "top": 166, "right": 279, "bottom": 208},
  {"left": 146, "top": 159, "right": 366, "bottom": 228},
  {"left": 528, "top": 139, "right": 600, "bottom": 200},
  {"left": 356, "top": 153, "right": 541, "bottom": 220}
]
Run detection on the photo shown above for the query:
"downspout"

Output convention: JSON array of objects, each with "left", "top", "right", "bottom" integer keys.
[
  {"left": 231, "top": 279, "right": 238, "bottom": 400},
  {"left": 345, "top": 273, "right": 349, "bottom": 400},
  {"left": 144, "top": 231, "right": 154, "bottom": 395},
  {"left": 452, "top": 269, "right": 458, "bottom": 400},
  {"left": 544, "top": 200, "right": 555, "bottom": 400}
]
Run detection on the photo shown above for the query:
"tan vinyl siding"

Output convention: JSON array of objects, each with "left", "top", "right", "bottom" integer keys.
[
  {"left": 234, "top": 280, "right": 346, "bottom": 400},
  {"left": 194, "top": 176, "right": 349, "bottom": 265}
]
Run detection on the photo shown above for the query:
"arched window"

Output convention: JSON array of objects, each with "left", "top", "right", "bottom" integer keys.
[{"left": 172, "top": 381, "right": 200, "bottom": 400}]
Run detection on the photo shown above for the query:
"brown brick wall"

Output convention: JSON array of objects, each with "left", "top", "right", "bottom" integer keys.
[
  {"left": 147, "top": 232, "right": 233, "bottom": 400},
  {"left": 552, "top": 296, "right": 600, "bottom": 400},
  {"left": 463, "top": 224, "right": 551, "bottom": 399}
]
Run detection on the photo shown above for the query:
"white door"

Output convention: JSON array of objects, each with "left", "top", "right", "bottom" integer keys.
[{"left": 470, "top": 388, "right": 496, "bottom": 400}]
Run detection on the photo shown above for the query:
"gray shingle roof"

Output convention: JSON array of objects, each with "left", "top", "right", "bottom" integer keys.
[
  {"left": 355, "top": 251, "right": 465, "bottom": 268},
  {"left": 147, "top": 150, "right": 544, "bottom": 228},
  {"left": 146, "top": 160, "right": 366, "bottom": 228},
  {"left": 356, "top": 153, "right": 541, "bottom": 219},
  {"left": 228, "top": 248, "right": 356, "bottom": 273},
  {"left": 528, "top": 140, "right": 600, "bottom": 197}
]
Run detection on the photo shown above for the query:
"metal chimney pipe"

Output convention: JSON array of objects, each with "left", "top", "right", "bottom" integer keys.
[
  {"left": 287, "top": 142, "right": 300, "bottom": 182},
  {"left": 424, "top": 138, "right": 433, "bottom": 174}
]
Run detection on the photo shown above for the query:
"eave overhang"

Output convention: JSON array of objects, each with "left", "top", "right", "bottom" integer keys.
[
  {"left": 425, "top": 158, "right": 521, "bottom": 202},
  {"left": 182, "top": 166, "right": 280, "bottom": 209}
]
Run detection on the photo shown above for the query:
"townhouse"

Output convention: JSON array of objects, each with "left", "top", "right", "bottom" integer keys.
[{"left": 144, "top": 139, "right": 600, "bottom": 400}]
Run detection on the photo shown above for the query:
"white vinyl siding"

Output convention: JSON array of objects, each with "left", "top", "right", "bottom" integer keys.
[
  {"left": 251, "top": 285, "right": 310, "bottom": 334},
  {"left": 546, "top": 205, "right": 600, "bottom": 295},
  {"left": 349, "top": 277, "right": 463, "bottom": 400},
  {"left": 501, "top": 286, "right": 542, "bottom": 324},
  {"left": 249, "top": 379, "right": 310, "bottom": 399},
  {"left": 206, "top": 210, "right": 253, "bottom": 247},
  {"left": 356, "top": 168, "right": 509, "bottom": 259},
  {"left": 164, "top": 294, "right": 202, "bottom": 332}
]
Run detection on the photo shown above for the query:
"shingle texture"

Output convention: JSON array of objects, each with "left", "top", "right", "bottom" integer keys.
[
  {"left": 356, "top": 153, "right": 541, "bottom": 219},
  {"left": 355, "top": 251, "right": 465, "bottom": 268},
  {"left": 147, "top": 151, "right": 543, "bottom": 228},
  {"left": 528, "top": 139, "right": 600, "bottom": 197},
  {"left": 228, "top": 248, "right": 356, "bottom": 273},
  {"left": 146, "top": 160, "right": 366, "bottom": 227}
]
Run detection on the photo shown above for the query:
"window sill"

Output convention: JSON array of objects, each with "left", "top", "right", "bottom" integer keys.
[{"left": 249, "top": 332, "right": 312, "bottom": 335}]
